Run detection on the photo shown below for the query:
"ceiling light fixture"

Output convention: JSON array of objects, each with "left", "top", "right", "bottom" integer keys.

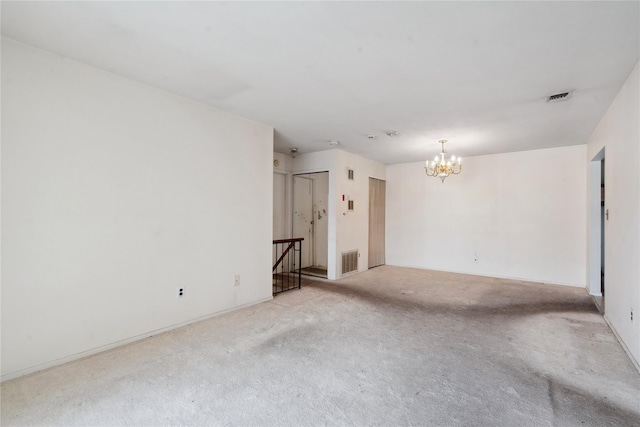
[
  {"left": 425, "top": 140, "right": 462, "bottom": 183},
  {"left": 290, "top": 147, "right": 298, "bottom": 158},
  {"left": 328, "top": 139, "right": 340, "bottom": 146},
  {"left": 386, "top": 130, "right": 399, "bottom": 137}
]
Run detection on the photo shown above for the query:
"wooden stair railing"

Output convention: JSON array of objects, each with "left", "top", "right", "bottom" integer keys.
[{"left": 272, "top": 238, "right": 303, "bottom": 295}]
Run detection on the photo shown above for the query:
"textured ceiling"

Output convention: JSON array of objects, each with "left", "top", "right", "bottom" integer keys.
[{"left": 2, "top": 1, "right": 639, "bottom": 164}]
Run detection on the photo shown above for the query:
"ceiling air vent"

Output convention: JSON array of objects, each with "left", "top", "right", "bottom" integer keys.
[{"left": 547, "top": 91, "right": 573, "bottom": 103}]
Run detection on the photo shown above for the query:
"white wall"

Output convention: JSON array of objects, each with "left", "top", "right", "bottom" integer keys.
[
  {"left": 386, "top": 145, "right": 587, "bottom": 286},
  {"left": 335, "top": 150, "right": 386, "bottom": 276},
  {"left": 273, "top": 152, "right": 294, "bottom": 175},
  {"left": 273, "top": 152, "right": 293, "bottom": 242},
  {"left": 1, "top": 39, "right": 274, "bottom": 380},
  {"left": 292, "top": 149, "right": 385, "bottom": 279},
  {"left": 587, "top": 62, "right": 640, "bottom": 367}
]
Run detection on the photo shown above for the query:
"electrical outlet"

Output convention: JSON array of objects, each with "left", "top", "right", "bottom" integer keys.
[
  {"left": 234, "top": 275, "right": 240, "bottom": 286},
  {"left": 177, "top": 287, "right": 185, "bottom": 298},
  {"left": 474, "top": 253, "right": 479, "bottom": 263},
  {"left": 631, "top": 308, "right": 634, "bottom": 322}
]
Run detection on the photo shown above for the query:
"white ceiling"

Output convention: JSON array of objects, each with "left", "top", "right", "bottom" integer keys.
[{"left": 2, "top": 1, "right": 639, "bottom": 164}]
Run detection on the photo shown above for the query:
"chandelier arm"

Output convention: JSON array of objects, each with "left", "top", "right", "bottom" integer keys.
[{"left": 425, "top": 140, "right": 462, "bottom": 182}]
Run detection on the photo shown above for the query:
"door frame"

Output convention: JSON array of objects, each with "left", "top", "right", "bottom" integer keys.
[
  {"left": 292, "top": 171, "right": 329, "bottom": 276},
  {"left": 292, "top": 175, "right": 313, "bottom": 269},
  {"left": 368, "top": 177, "right": 386, "bottom": 269},
  {"left": 588, "top": 148, "right": 605, "bottom": 297}
]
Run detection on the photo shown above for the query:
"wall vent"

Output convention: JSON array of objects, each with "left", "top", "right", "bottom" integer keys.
[
  {"left": 341, "top": 250, "right": 359, "bottom": 275},
  {"left": 546, "top": 91, "right": 572, "bottom": 103}
]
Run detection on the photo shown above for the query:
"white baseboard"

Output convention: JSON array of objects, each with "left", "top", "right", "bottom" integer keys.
[
  {"left": 385, "top": 262, "right": 585, "bottom": 288},
  {"left": 603, "top": 314, "right": 640, "bottom": 374},
  {"left": 1, "top": 296, "right": 273, "bottom": 382}
]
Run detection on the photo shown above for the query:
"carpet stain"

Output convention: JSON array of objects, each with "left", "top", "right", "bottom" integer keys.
[{"left": 2, "top": 266, "right": 639, "bottom": 426}]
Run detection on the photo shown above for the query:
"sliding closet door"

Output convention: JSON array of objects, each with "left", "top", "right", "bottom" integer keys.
[{"left": 368, "top": 178, "right": 386, "bottom": 268}]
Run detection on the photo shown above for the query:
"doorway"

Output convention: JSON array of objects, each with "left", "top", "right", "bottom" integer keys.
[
  {"left": 600, "top": 159, "right": 605, "bottom": 297},
  {"left": 368, "top": 177, "right": 386, "bottom": 269},
  {"left": 588, "top": 149, "right": 605, "bottom": 312},
  {"left": 293, "top": 172, "right": 329, "bottom": 278}
]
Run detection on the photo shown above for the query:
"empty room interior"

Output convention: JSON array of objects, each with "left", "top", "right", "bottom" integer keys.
[{"left": 2, "top": 2, "right": 640, "bottom": 426}]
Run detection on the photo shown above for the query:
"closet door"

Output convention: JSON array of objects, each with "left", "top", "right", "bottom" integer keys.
[{"left": 368, "top": 178, "right": 386, "bottom": 269}]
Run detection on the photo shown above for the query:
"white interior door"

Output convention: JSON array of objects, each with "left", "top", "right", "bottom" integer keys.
[
  {"left": 293, "top": 176, "right": 312, "bottom": 269},
  {"left": 312, "top": 173, "right": 329, "bottom": 268},
  {"left": 273, "top": 173, "right": 287, "bottom": 240}
]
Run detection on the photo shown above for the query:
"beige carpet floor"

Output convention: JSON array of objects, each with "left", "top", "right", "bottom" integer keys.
[{"left": 2, "top": 266, "right": 639, "bottom": 426}]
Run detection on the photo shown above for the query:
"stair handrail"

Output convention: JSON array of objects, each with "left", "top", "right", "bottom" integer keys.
[{"left": 272, "top": 238, "right": 304, "bottom": 272}]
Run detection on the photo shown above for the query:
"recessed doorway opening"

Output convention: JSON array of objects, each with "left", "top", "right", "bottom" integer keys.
[
  {"left": 588, "top": 148, "right": 605, "bottom": 312},
  {"left": 293, "top": 172, "right": 329, "bottom": 279},
  {"left": 368, "top": 177, "right": 386, "bottom": 269}
]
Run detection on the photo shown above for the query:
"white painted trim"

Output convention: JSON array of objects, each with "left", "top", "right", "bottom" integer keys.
[
  {"left": 587, "top": 150, "right": 604, "bottom": 296},
  {"left": 0, "top": 296, "right": 273, "bottom": 382},
  {"left": 293, "top": 168, "right": 330, "bottom": 175},
  {"left": 604, "top": 314, "right": 640, "bottom": 374},
  {"left": 386, "top": 263, "right": 585, "bottom": 288}
]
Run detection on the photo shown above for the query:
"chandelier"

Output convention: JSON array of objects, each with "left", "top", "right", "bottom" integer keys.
[{"left": 425, "top": 140, "right": 462, "bottom": 183}]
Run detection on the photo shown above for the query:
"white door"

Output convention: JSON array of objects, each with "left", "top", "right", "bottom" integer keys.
[
  {"left": 312, "top": 173, "right": 329, "bottom": 268},
  {"left": 293, "top": 176, "right": 313, "bottom": 269},
  {"left": 273, "top": 173, "right": 287, "bottom": 240}
]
